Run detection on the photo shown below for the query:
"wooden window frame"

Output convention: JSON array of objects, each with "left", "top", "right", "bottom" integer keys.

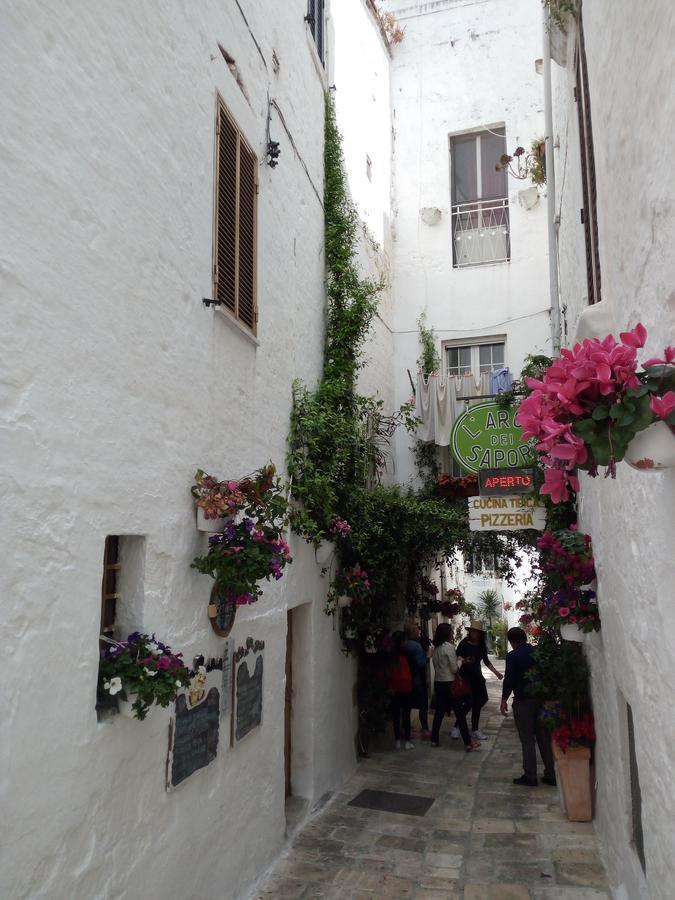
[
  {"left": 100, "top": 535, "right": 120, "bottom": 638},
  {"left": 306, "top": 0, "right": 326, "bottom": 66},
  {"left": 213, "top": 95, "right": 259, "bottom": 335},
  {"left": 575, "top": 3, "right": 602, "bottom": 305}
]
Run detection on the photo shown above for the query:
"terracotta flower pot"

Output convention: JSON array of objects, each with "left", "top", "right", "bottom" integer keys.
[
  {"left": 552, "top": 740, "right": 592, "bottom": 822},
  {"left": 624, "top": 421, "right": 675, "bottom": 471}
]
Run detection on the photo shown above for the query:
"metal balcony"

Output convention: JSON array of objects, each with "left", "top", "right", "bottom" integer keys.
[{"left": 452, "top": 198, "right": 511, "bottom": 268}]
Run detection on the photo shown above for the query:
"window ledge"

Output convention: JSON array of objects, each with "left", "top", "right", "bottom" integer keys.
[{"left": 214, "top": 306, "right": 260, "bottom": 347}]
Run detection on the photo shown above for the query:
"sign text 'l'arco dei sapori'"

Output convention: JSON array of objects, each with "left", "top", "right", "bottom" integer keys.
[{"left": 450, "top": 401, "right": 535, "bottom": 474}]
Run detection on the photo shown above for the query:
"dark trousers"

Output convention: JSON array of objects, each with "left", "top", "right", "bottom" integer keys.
[
  {"left": 391, "top": 691, "right": 412, "bottom": 741},
  {"left": 455, "top": 677, "right": 488, "bottom": 732},
  {"left": 431, "top": 681, "right": 471, "bottom": 745},
  {"left": 412, "top": 676, "right": 430, "bottom": 731},
  {"left": 512, "top": 698, "right": 555, "bottom": 780}
]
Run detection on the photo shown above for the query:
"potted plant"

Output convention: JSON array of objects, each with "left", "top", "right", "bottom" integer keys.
[
  {"left": 327, "top": 563, "right": 372, "bottom": 612},
  {"left": 192, "top": 470, "right": 243, "bottom": 532},
  {"left": 536, "top": 528, "right": 599, "bottom": 638},
  {"left": 552, "top": 714, "right": 596, "bottom": 821},
  {"left": 99, "top": 632, "right": 190, "bottom": 720},
  {"left": 516, "top": 325, "right": 675, "bottom": 502},
  {"left": 435, "top": 473, "right": 479, "bottom": 498},
  {"left": 191, "top": 464, "right": 292, "bottom": 616},
  {"left": 315, "top": 516, "right": 352, "bottom": 565}
]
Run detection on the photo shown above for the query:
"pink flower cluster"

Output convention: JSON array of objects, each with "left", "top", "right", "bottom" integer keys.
[
  {"left": 515, "top": 324, "right": 674, "bottom": 502},
  {"left": 329, "top": 517, "right": 352, "bottom": 538}
]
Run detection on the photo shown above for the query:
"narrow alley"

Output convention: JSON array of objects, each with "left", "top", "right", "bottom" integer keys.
[{"left": 257, "top": 671, "right": 609, "bottom": 900}]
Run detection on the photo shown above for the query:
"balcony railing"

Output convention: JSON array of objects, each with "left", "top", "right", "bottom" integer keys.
[{"left": 452, "top": 198, "right": 511, "bottom": 268}]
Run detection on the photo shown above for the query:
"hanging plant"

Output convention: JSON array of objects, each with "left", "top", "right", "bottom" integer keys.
[
  {"left": 191, "top": 464, "right": 292, "bottom": 606},
  {"left": 515, "top": 325, "right": 675, "bottom": 502}
]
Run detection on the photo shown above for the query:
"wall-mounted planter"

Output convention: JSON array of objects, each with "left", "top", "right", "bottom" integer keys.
[
  {"left": 208, "top": 584, "right": 237, "bottom": 637},
  {"left": 560, "top": 623, "right": 586, "bottom": 643},
  {"left": 316, "top": 541, "right": 335, "bottom": 566},
  {"left": 196, "top": 508, "right": 230, "bottom": 533},
  {"left": 118, "top": 695, "right": 154, "bottom": 720},
  {"left": 624, "top": 421, "right": 675, "bottom": 471},
  {"left": 549, "top": 22, "right": 568, "bottom": 67},
  {"left": 552, "top": 740, "right": 592, "bottom": 821}
]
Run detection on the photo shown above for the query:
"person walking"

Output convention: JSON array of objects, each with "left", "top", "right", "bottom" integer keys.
[
  {"left": 388, "top": 631, "right": 414, "bottom": 750},
  {"left": 500, "top": 626, "right": 556, "bottom": 786},
  {"left": 430, "top": 623, "right": 480, "bottom": 751},
  {"left": 404, "top": 620, "right": 431, "bottom": 739},
  {"left": 452, "top": 621, "right": 503, "bottom": 741}
]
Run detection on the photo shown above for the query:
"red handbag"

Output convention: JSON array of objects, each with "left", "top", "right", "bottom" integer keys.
[{"left": 450, "top": 674, "right": 471, "bottom": 699}]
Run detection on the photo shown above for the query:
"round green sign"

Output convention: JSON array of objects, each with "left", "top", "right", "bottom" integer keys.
[{"left": 450, "top": 401, "right": 534, "bottom": 474}]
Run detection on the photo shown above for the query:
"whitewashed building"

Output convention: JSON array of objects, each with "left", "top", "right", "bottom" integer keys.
[
  {"left": 1, "top": 4, "right": 359, "bottom": 899},
  {"left": 550, "top": 2, "right": 675, "bottom": 898}
]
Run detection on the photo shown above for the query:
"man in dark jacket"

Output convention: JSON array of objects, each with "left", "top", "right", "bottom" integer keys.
[{"left": 500, "top": 627, "right": 556, "bottom": 787}]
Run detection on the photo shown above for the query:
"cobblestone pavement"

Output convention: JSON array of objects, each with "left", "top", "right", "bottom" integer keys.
[{"left": 256, "top": 668, "right": 609, "bottom": 899}]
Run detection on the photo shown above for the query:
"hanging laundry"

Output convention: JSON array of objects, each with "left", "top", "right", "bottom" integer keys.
[{"left": 489, "top": 367, "right": 513, "bottom": 394}]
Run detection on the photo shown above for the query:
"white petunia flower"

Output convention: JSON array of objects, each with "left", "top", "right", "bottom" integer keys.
[
  {"left": 176, "top": 680, "right": 183, "bottom": 687},
  {"left": 147, "top": 642, "right": 161, "bottom": 656},
  {"left": 105, "top": 677, "right": 123, "bottom": 696},
  {"left": 143, "top": 667, "right": 157, "bottom": 677}
]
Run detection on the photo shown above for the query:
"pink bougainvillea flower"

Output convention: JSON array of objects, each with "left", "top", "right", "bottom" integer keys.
[
  {"left": 650, "top": 391, "right": 675, "bottom": 420},
  {"left": 619, "top": 322, "right": 647, "bottom": 349},
  {"left": 558, "top": 607, "right": 570, "bottom": 617}
]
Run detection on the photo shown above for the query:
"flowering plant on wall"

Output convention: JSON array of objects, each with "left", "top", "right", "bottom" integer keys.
[
  {"left": 539, "top": 588, "right": 600, "bottom": 633},
  {"left": 537, "top": 527, "right": 596, "bottom": 590},
  {"left": 436, "top": 473, "right": 479, "bottom": 498},
  {"left": 191, "top": 464, "right": 292, "bottom": 605},
  {"left": 516, "top": 324, "right": 675, "bottom": 502},
  {"left": 326, "top": 564, "right": 372, "bottom": 614},
  {"left": 99, "top": 633, "right": 190, "bottom": 720},
  {"left": 552, "top": 713, "right": 596, "bottom": 753}
]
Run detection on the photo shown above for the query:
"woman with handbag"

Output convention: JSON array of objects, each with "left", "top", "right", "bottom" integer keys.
[
  {"left": 430, "top": 623, "right": 480, "bottom": 751},
  {"left": 453, "top": 621, "right": 503, "bottom": 741}
]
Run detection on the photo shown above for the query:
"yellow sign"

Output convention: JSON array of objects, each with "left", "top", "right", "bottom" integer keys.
[{"left": 468, "top": 495, "right": 546, "bottom": 532}]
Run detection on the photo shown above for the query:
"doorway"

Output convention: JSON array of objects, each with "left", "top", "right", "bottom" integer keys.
[{"left": 284, "top": 610, "right": 293, "bottom": 798}]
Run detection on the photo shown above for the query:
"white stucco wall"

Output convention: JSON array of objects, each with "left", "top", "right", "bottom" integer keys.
[
  {"left": 551, "top": 3, "right": 675, "bottom": 898},
  {"left": 0, "top": 3, "right": 357, "bottom": 899},
  {"left": 331, "top": 0, "right": 397, "bottom": 459},
  {"left": 382, "top": 0, "right": 551, "bottom": 486}
]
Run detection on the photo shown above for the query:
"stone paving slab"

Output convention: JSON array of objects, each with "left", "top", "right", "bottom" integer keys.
[{"left": 253, "top": 670, "right": 610, "bottom": 899}]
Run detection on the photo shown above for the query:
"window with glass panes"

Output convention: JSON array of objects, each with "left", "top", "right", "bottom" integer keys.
[{"left": 446, "top": 342, "right": 504, "bottom": 381}]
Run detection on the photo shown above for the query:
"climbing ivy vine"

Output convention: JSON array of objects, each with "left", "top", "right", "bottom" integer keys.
[{"left": 287, "top": 95, "right": 530, "bottom": 749}]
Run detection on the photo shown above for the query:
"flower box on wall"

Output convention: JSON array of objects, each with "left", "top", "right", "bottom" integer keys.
[
  {"left": 196, "top": 507, "right": 229, "bottom": 533},
  {"left": 624, "top": 421, "right": 675, "bottom": 471},
  {"left": 560, "top": 623, "right": 586, "bottom": 643}
]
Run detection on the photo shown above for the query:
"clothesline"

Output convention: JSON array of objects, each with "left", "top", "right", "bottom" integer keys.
[{"left": 414, "top": 368, "right": 513, "bottom": 448}]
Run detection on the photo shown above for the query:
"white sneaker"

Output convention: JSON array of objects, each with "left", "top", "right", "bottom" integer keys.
[
  {"left": 404, "top": 741, "right": 415, "bottom": 750},
  {"left": 394, "top": 740, "right": 401, "bottom": 750},
  {"left": 472, "top": 730, "right": 487, "bottom": 741},
  {"left": 450, "top": 727, "right": 460, "bottom": 740}
]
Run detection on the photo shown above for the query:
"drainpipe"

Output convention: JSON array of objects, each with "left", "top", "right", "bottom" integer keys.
[{"left": 543, "top": 6, "right": 561, "bottom": 353}]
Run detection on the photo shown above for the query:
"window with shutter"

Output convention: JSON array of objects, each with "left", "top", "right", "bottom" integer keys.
[
  {"left": 214, "top": 96, "right": 258, "bottom": 333},
  {"left": 307, "top": 0, "right": 325, "bottom": 65},
  {"left": 575, "top": 4, "right": 601, "bottom": 305}
]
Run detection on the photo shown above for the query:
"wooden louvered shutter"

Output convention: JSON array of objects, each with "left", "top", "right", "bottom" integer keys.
[
  {"left": 214, "top": 97, "right": 258, "bottom": 332},
  {"left": 237, "top": 140, "right": 257, "bottom": 330},
  {"left": 575, "top": 3, "right": 601, "bottom": 305}
]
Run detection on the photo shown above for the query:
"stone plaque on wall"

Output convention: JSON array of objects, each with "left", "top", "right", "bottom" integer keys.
[{"left": 232, "top": 638, "right": 264, "bottom": 745}]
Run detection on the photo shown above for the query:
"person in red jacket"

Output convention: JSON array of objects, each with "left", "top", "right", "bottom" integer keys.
[{"left": 388, "top": 631, "right": 414, "bottom": 750}]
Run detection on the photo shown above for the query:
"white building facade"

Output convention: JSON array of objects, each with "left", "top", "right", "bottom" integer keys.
[
  {"left": 550, "top": 2, "right": 675, "bottom": 898},
  {"left": 1, "top": 3, "right": 359, "bottom": 899}
]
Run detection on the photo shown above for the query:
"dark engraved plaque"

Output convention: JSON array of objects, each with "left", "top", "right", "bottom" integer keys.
[
  {"left": 170, "top": 687, "right": 220, "bottom": 788},
  {"left": 235, "top": 655, "right": 263, "bottom": 742}
]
